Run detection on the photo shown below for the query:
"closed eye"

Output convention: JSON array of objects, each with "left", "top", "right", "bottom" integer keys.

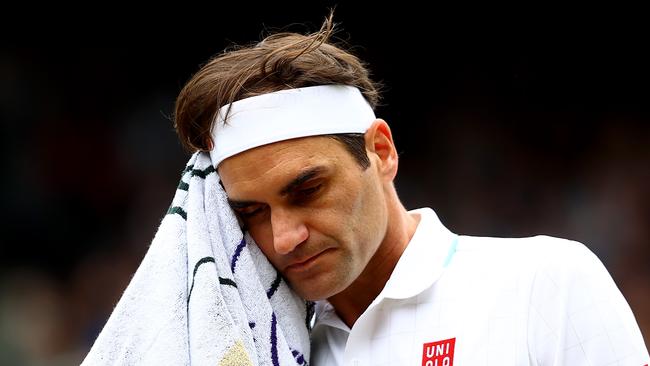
[
  {"left": 291, "top": 183, "right": 323, "bottom": 203},
  {"left": 235, "top": 204, "right": 268, "bottom": 218},
  {"left": 299, "top": 184, "right": 321, "bottom": 196}
]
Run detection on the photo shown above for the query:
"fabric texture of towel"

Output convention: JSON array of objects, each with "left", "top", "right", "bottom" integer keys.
[{"left": 82, "top": 152, "right": 313, "bottom": 365}]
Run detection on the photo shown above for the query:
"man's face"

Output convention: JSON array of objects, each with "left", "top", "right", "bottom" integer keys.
[{"left": 218, "top": 135, "right": 389, "bottom": 301}]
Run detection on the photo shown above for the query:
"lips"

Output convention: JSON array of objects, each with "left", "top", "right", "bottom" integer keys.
[{"left": 284, "top": 248, "right": 332, "bottom": 272}]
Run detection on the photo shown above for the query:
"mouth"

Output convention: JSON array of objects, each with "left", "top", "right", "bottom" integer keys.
[{"left": 284, "top": 248, "right": 333, "bottom": 273}]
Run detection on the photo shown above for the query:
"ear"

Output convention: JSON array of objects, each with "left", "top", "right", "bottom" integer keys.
[{"left": 364, "top": 119, "right": 398, "bottom": 181}]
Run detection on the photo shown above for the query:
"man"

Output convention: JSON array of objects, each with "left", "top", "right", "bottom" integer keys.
[{"left": 173, "top": 15, "right": 649, "bottom": 365}]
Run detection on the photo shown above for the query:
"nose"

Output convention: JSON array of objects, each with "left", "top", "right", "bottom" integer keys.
[{"left": 270, "top": 208, "right": 309, "bottom": 255}]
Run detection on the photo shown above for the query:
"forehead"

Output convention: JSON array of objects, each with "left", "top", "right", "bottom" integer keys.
[{"left": 217, "top": 136, "right": 349, "bottom": 194}]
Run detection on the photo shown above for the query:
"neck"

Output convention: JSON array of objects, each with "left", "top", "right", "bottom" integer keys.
[{"left": 326, "top": 198, "right": 420, "bottom": 328}]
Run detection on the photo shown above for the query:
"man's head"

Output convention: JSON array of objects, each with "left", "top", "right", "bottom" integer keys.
[{"left": 173, "top": 15, "right": 406, "bottom": 301}]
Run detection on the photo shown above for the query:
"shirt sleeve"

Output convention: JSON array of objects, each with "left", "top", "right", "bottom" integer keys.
[{"left": 526, "top": 238, "right": 649, "bottom": 365}]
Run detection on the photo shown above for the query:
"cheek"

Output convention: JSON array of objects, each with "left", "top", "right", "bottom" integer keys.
[
  {"left": 317, "top": 180, "right": 365, "bottom": 227},
  {"left": 354, "top": 175, "right": 387, "bottom": 241}
]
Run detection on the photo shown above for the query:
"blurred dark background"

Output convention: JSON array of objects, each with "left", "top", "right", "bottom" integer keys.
[{"left": 1, "top": 3, "right": 648, "bottom": 364}]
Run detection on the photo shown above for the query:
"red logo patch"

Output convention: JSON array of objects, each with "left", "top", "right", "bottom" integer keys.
[{"left": 422, "top": 337, "right": 455, "bottom": 366}]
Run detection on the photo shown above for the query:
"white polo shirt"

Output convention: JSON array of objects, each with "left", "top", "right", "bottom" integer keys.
[{"left": 310, "top": 208, "right": 649, "bottom": 365}]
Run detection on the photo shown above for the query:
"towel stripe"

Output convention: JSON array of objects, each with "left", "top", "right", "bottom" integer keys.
[
  {"left": 177, "top": 180, "right": 189, "bottom": 191},
  {"left": 167, "top": 206, "right": 187, "bottom": 220},
  {"left": 187, "top": 257, "right": 215, "bottom": 305},
  {"left": 230, "top": 238, "right": 247, "bottom": 272},
  {"left": 266, "top": 271, "right": 282, "bottom": 299},
  {"left": 191, "top": 165, "right": 216, "bottom": 178},
  {"left": 182, "top": 164, "right": 215, "bottom": 178},
  {"left": 270, "top": 312, "right": 279, "bottom": 366},
  {"left": 291, "top": 348, "right": 308, "bottom": 366},
  {"left": 182, "top": 164, "right": 194, "bottom": 174},
  {"left": 218, "top": 277, "right": 238, "bottom": 288}
]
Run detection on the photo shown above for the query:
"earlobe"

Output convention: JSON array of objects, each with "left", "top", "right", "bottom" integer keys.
[{"left": 365, "top": 119, "right": 398, "bottom": 180}]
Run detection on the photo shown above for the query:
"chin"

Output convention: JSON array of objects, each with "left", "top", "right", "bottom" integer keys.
[
  {"left": 285, "top": 264, "right": 351, "bottom": 300},
  {"left": 293, "top": 287, "right": 331, "bottom": 301},
  {"left": 291, "top": 281, "right": 347, "bottom": 301}
]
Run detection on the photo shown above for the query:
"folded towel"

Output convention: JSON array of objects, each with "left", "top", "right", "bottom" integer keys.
[{"left": 82, "top": 152, "right": 312, "bottom": 365}]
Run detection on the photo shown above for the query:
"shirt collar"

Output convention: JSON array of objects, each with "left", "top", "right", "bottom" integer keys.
[
  {"left": 378, "top": 207, "right": 457, "bottom": 300},
  {"left": 313, "top": 300, "right": 351, "bottom": 332},
  {"left": 313, "top": 207, "right": 457, "bottom": 329}
]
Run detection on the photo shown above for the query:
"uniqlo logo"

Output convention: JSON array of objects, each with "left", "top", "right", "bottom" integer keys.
[{"left": 422, "top": 337, "right": 455, "bottom": 366}]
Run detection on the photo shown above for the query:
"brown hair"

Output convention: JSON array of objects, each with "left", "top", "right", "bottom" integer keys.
[{"left": 173, "top": 13, "right": 381, "bottom": 168}]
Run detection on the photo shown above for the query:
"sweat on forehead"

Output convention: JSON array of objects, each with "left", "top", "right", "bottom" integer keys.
[{"left": 209, "top": 85, "right": 376, "bottom": 167}]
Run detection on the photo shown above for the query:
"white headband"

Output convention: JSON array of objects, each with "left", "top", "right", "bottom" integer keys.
[{"left": 209, "top": 85, "right": 376, "bottom": 167}]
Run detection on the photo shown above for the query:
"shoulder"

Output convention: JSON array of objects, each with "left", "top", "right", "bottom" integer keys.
[
  {"left": 454, "top": 234, "right": 621, "bottom": 314},
  {"left": 454, "top": 234, "right": 597, "bottom": 271},
  {"left": 449, "top": 234, "right": 613, "bottom": 298}
]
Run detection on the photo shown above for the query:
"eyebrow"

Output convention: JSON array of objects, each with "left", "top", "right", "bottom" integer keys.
[{"left": 227, "top": 166, "right": 327, "bottom": 209}]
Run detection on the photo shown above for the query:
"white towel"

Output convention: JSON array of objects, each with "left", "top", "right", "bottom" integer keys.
[{"left": 82, "top": 152, "right": 313, "bottom": 365}]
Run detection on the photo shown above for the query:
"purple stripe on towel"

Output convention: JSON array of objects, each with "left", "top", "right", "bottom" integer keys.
[
  {"left": 291, "top": 348, "right": 308, "bottom": 365},
  {"left": 271, "top": 312, "right": 279, "bottom": 366},
  {"left": 230, "top": 237, "right": 247, "bottom": 272},
  {"left": 266, "top": 271, "right": 282, "bottom": 299}
]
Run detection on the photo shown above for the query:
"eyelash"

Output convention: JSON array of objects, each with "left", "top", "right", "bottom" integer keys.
[
  {"left": 296, "top": 184, "right": 322, "bottom": 198},
  {"left": 238, "top": 205, "right": 267, "bottom": 218},
  {"left": 236, "top": 184, "right": 323, "bottom": 219}
]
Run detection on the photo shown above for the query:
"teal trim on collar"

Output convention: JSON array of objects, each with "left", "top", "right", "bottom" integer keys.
[{"left": 443, "top": 235, "right": 459, "bottom": 268}]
